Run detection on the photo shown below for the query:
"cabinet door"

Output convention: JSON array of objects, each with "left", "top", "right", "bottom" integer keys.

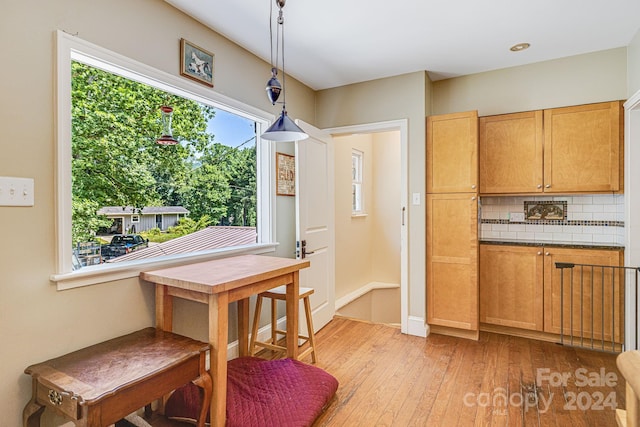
[
  {"left": 544, "top": 101, "right": 623, "bottom": 193},
  {"left": 479, "top": 111, "right": 543, "bottom": 194},
  {"left": 427, "top": 193, "right": 478, "bottom": 330},
  {"left": 479, "top": 245, "right": 543, "bottom": 331},
  {"left": 427, "top": 111, "right": 478, "bottom": 193},
  {"left": 543, "top": 247, "right": 624, "bottom": 343}
]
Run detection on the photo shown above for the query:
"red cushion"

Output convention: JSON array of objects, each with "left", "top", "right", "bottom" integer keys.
[{"left": 165, "top": 357, "right": 338, "bottom": 426}]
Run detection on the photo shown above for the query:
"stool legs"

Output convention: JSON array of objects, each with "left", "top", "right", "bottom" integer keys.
[
  {"left": 250, "top": 291, "right": 318, "bottom": 363},
  {"left": 249, "top": 295, "right": 263, "bottom": 356}
]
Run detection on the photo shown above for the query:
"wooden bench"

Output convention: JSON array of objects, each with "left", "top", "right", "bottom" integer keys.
[
  {"left": 22, "top": 328, "right": 211, "bottom": 427},
  {"left": 616, "top": 350, "right": 640, "bottom": 427}
]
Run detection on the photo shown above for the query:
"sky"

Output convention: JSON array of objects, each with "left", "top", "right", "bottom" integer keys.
[{"left": 206, "top": 108, "right": 256, "bottom": 149}]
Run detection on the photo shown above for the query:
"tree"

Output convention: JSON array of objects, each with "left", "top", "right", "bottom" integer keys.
[{"left": 70, "top": 61, "right": 257, "bottom": 245}]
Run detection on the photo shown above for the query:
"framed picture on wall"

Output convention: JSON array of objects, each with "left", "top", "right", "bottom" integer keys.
[
  {"left": 180, "top": 38, "right": 214, "bottom": 87},
  {"left": 276, "top": 152, "right": 295, "bottom": 196}
]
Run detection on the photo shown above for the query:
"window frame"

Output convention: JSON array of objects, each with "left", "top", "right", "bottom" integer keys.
[
  {"left": 52, "top": 31, "right": 278, "bottom": 290},
  {"left": 351, "top": 149, "right": 365, "bottom": 215}
]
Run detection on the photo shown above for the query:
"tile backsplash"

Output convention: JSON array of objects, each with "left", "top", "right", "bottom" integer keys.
[{"left": 480, "top": 195, "right": 625, "bottom": 245}]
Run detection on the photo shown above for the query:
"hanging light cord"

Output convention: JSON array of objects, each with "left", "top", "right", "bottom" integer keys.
[{"left": 278, "top": 5, "right": 286, "bottom": 109}]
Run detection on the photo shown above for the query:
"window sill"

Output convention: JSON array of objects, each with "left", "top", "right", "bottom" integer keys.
[
  {"left": 351, "top": 213, "right": 368, "bottom": 218},
  {"left": 51, "top": 243, "right": 278, "bottom": 291}
]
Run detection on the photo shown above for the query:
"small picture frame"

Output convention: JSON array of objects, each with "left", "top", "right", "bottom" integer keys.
[
  {"left": 276, "top": 152, "right": 296, "bottom": 196},
  {"left": 524, "top": 200, "right": 567, "bottom": 221},
  {"left": 180, "top": 38, "right": 214, "bottom": 87}
]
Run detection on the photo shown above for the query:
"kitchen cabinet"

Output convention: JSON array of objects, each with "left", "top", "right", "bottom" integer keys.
[
  {"left": 543, "top": 247, "right": 624, "bottom": 344},
  {"left": 479, "top": 244, "right": 543, "bottom": 331},
  {"left": 427, "top": 110, "right": 478, "bottom": 194},
  {"left": 479, "top": 243, "right": 624, "bottom": 343},
  {"left": 544, "top": 101, "right": 623, "bottom": 193},
  {"left": 479, "top": 101, "right": 623, "bottom": 194},
  {"left": 426, "top": 111, "right": 479, "bottom": 338},
  {"left": 427, "top": 193, "right": 478, "bottom": 332},
  {"left": 479, "top": 111, "right": 543, "bottom": 194}
]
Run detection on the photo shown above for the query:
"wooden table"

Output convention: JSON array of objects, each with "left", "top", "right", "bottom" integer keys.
[
  {"left": 140, "top": 254, "right": 310, "bottom": 427},
  {"left": 23, "top": 328, "right": 212, "bottom": 427}
]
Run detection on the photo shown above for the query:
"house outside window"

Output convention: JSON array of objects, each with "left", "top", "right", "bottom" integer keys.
[{"left": 352, "top": 150, "right": 364, "bottom": 214}]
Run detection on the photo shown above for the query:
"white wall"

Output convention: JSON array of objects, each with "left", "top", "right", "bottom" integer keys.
[
  {"left": 317, "top": 72, "right": 429, "bottom": 319},
  {"left": 628, "top": 29, "right": 640, "bottom": 96},
  {"left": 432, "top": 48, "right": 627, "bottom": 116},
  {"left": 333, "top": 132, "right": 401, "bottom": 300},
  {"left": 0, "top": 1, "right": 315, "bottom": 425}
]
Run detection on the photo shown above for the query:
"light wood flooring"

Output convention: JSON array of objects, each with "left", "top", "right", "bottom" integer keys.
[
  {"left": 310, "top": 317, "right": 624, "bottom": 427},
  {"left": 149, "top": 316, "right": 625, "bottom": 426}
]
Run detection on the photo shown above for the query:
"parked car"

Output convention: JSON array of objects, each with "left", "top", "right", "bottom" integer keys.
[{"left": 101, "top": 234, "right": 149, "bottom": 260}]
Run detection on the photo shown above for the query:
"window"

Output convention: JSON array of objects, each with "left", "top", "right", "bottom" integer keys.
[
  {"left": 352, "top": 150, "right": 364, "bottom": 214},
  {"left": 54, "top": 31, "right": 277, "bottom": 288}
]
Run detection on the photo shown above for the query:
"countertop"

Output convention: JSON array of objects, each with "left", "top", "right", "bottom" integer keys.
[{"left": 479, "top": 238, "right": 624, "bottom": 251}]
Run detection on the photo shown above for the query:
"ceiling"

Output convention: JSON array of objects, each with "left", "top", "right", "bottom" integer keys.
[{"left": 165, "top": 0, "right": 640, "bottom": 91}]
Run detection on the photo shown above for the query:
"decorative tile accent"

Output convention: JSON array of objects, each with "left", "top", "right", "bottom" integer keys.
[
  {"left": 524, "top": 200, "right": 567, "bottom": 220},
  {"left": 481, "top": 219, "right": 624, "bottom": 227}
]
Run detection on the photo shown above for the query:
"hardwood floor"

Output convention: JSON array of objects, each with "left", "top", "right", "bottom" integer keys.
[{"left": 309, "top": 317, "right": 624, "bottom": 427}]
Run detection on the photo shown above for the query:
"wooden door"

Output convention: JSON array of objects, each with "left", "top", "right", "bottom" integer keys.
[
  {"left": 479, "top": 244, "right": 544, "bottom": 331},
  {"left": 426, "top": 111, "right": 478, "bottom": 193},
  {"left": 543, "top": 247, "right": 624, "bottom": 343},
  {"left": 426, "top": 193, "right": 478, "bottom": 330},
  {"left": 543, "top": 101, "right": 623, "bottom": 193},
  {"left": 479, "top": 111, "right": 543, "bottom": 194}
]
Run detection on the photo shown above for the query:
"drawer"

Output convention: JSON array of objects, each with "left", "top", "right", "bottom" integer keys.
[{"left": 36, "top": 381, "right": 80, "bottom": 420}]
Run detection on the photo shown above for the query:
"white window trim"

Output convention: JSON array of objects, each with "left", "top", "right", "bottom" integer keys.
[
  {"left": 352, "top": 149, "right": 364, "bottom": 214},
  {"left": 53, "top": 30, "right": 278, "bottom": 290}
]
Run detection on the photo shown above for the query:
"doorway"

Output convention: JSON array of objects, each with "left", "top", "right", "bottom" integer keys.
[{"left": 325, "top": 120, "right": 409, "bottom": 333}]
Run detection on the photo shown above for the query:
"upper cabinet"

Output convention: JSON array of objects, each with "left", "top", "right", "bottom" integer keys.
[
  {"left": 427, "top": 111, "right": 478, "bottom": 193},
  {"left": 479, "top": 111, "right": 543, "bottom": 194},
  {"left": 479, "top": 101, "right": 623, "bottom": 195},
  {"left": 544, "top": 101, "right": 623, "bottom": 193}
]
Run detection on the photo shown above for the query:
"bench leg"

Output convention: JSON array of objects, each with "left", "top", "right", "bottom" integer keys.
[{"left": 193, "top": 371, "right": 213, "bottom": 427}]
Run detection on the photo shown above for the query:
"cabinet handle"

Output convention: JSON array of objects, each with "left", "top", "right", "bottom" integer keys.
[
  {"left": 545, "top": 184, "right": 551, "bottom": 189},
  {"left": 471, "top": 184, "right": 477, "bottom": 190},
  {"left": 537, "top": 184, "right": 542, "bottom": 189},
  {"left": 537, "top": 251, "right": 542, "bottom": 256},
  {"left": 545, "top": 252, "right": 550, "bottom": 256},
  {"left": 471, "top": 196, "right": 477, "bottom": 201}
]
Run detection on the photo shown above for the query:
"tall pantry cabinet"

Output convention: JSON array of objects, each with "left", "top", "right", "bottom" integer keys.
[{"left": 426, "top": 111, "right": 479, "bottom": 339}]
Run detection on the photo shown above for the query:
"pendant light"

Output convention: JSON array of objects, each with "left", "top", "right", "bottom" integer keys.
[{"left": 261, "top": 0, "right": 308, "bottom": 142}]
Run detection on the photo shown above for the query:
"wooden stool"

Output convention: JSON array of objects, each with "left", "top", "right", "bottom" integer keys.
[{"left": 250, "top": 285, "right": 317, "bottom": 363}]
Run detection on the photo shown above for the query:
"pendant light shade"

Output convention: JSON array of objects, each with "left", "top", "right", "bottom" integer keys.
[
  {"left": 261, "top": 0, "right": 308, "bottom": 142},
  {"left": 261, "top": 108, "right": 309, "bottom": 141}
]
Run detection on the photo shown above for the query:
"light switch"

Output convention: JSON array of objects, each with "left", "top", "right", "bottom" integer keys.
[
  {"left": 0, "top": 177, "right": 34, "bottom": 206},
  {"left": 412, "top": 193, "right": 421, "bottom": 205}
]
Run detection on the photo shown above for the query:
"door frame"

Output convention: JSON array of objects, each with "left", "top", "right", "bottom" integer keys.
[
  {"left": 624, "top": 90, "right": 640, "bottom": 350},
  {"left": 324, "top": 119, "right": 411, "bottom": 335}
]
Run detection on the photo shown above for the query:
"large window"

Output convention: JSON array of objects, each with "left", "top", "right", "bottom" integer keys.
[{"left": 54, "top": 32, "right": 276, "bottom": 288}]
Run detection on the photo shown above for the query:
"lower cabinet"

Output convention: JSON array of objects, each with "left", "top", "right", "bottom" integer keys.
[
  {"left": 427, "top": 194, "right": 478, "bottom": 334},
  {"left": 480, "top": 244, "right": 624, "bottom": 342},
  {"left": 480, "top": 245, "right": 543, "bottom": 331},
  {"left": 543, "top": 247, "right": 624, "bottom": 344}
]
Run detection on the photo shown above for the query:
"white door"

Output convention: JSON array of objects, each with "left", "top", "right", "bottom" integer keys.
[{"left": 295, "top": 120, "right": 335, "bottom": 331}]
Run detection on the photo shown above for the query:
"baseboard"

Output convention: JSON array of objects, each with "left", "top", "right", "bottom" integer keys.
[
  {"left": 335, "top": 282, "right": 400, "bottom": 310},
  {"left": 407, "top": 316, "right": 428, "bottom": 337}
]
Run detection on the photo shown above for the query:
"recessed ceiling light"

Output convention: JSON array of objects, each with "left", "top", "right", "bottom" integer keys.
[{"left": 510, "top": 43, "right": 530, "bottom": 52}]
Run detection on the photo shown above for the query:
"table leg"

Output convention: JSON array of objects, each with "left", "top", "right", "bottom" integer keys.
[
  {"left": 155, "top": 284, "right": 173, "bottom": 331},
  {"left": 237, "top": 298, "right": 250, "bottom": 357},
  {"left": 22, "top": 393, "right": 44, "bottom": 427},
  {"left": 209, "top": 292, "right": 229, "bottom": 427},
  {"left": 286, "top": 272, "right": 300, "bottom": 359}
]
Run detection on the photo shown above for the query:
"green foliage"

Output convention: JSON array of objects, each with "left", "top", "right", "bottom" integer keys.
[
  {"left": 71, "top": 61, "right": 257, "bottom": 244},
  {"left": 71, "top": 199, "right": 112, "bottom": 245}
]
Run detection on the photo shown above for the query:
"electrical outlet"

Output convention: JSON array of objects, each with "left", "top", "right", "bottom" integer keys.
[
  {"left": 509, "top": 212, "right": 525, "bottom": 222},
  {"left": 0, "top": 177, "right": 34, "bottom": 206}
]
